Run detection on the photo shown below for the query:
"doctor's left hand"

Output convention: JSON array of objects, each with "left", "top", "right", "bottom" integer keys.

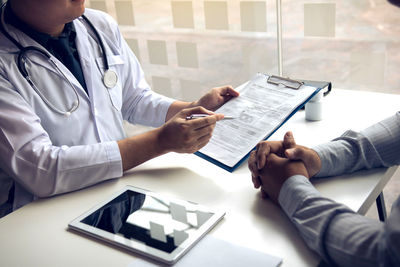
[{"left": 192, "top": 85, "right": 239, "bottom": 111}]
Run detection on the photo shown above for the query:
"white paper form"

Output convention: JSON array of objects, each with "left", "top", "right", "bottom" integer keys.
[
  {"left": 130, "top": 235, "right": 282, "bottom": 267},
  {"left": 199, "top": 73, "right": 316, "bottom": 168}
]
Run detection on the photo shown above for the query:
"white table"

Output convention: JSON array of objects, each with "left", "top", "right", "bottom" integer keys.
[{"left": 0, "top": 89, "right": 399, "bottom": 267}]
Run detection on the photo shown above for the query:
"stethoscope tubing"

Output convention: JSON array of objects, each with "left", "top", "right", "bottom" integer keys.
[
  {"left": 0, "top": 3, "right": 115, "bottom": 116},
  {"left": 81, "top": 14, "right": 109, "bottom": 71}
]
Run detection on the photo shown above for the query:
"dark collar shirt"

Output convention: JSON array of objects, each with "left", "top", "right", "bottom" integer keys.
[{"left": 4, "top": 4, "right": 88, "bottom": 93}]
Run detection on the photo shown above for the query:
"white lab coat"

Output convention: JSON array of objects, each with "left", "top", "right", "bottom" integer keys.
[{"left": 0, "top": 8, "right": 174, "bottom": 212}]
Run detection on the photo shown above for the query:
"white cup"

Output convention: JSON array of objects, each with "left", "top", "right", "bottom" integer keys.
[
  {"left": 305, "top": 100, "right": 323, "bottom": 121},
  {"left": 309, "top": 90, "right": 324, "bottom": 102}
]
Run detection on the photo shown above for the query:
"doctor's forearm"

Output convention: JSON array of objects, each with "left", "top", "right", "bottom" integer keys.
[
  {"left": 117, "top": 129, "right": 167, "bottom": 171},
  {"left": 165, "top": 100, "right": 193, "bottom": 122}
]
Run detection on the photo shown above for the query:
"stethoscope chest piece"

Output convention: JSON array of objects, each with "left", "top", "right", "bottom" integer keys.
[{"left": 103, "top": 69, "right": 118, "bottom": 88}]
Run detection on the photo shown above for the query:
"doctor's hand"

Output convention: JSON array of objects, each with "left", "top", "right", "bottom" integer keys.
[
  {"left": 191, "top": 85, "right": 239, "bottom": 111},
  {"left": 257, "top": 153, "right": 309, "bottom": 204},
  {"left": 157, "top": 106, "right": 223, "bottom": 154}
]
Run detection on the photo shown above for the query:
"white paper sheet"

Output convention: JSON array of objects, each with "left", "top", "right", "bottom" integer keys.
[
  {"left": 199, "top": 73, "right": 316, "bottom": 168},
  {"left": 128, "top": 235, "right": 282, "bottom": 267}
]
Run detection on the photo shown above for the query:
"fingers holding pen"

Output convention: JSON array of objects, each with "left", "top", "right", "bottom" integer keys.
[
  {"left": 158, "top": 106, "right": 223, "bottom": 154},
  {"left": 176, "top": 124, "right": 214, "bottom": 153},
  {"left": 183, "top": 107, "right": 221, "bottom": 137},
  {"left": 189, "top": 114, "right": 222, "bottom": 130},
  {"left": 184, "top": 106, "right": 224, "bottom": 125}
]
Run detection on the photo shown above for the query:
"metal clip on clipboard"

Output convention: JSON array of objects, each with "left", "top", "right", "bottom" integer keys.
[
  {"left": 267, "top": 74, "right": 332, "bottom": 97},
  {"left": 266, "top": 74, "right": 332, "bottom": 110},
  {"left": 267, "top": 75, "right": 304, "bottom": 89}
]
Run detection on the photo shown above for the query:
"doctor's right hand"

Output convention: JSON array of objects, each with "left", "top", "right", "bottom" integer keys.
[{"left": 157, "top": 106, "right": 223, "bottom": 154}]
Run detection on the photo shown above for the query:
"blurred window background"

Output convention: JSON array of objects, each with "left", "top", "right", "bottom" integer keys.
[{"left": 86, "top": 0, "right": 400, "bottom": 100}]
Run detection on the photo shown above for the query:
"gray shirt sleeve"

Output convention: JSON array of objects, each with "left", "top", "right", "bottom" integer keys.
[
  {"left": 313, "top": 111, "right": 400, "bottom": 177},
  {"left": 278, "top": 112, "right": 400, "bottom": 267}
]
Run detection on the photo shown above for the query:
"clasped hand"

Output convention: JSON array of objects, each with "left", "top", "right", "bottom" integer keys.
[{"left": 248, "top": 132, "right": 322, "bottom": 203}]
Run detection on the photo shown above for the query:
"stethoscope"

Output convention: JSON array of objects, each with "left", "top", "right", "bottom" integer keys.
[{"left": 0, "top": 3, "right": 118, "bottom": 116}]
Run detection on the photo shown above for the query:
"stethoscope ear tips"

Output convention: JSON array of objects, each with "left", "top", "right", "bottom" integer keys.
[{"left": 64, "top": 111, "right": 71, "bottom": 117}]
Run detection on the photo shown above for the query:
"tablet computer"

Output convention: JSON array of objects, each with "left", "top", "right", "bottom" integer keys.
[{"left": 68, "top": 186, "right": 225, "bottom": 265}]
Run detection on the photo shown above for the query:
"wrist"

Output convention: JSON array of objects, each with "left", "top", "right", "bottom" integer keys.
[
  {"left": 278, "top": 175, "right": 319, "bottom": 216},
  {"left": 154, "top": 126, "right": 172, "bottom": 155},
  {"left": 166, "top": 101, "right": 194, "bottom": 121},
  {"left": 118, "top": 129, "right": 167, "bottom": 171},
  {"left": 187, "top": 100, "right": 198, "bottom": 109}
]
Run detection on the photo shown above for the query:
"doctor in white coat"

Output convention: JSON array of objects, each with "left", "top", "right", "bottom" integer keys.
[{"left": 0, "top": 0, "right": 239, "bottom": 217}]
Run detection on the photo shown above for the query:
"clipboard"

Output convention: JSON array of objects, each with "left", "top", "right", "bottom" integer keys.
[{"left": 194, "top": 74, "right": 332, "bottom": 172}]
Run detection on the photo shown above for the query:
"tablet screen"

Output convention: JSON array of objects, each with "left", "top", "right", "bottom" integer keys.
[{"left": 69, "top": 186, "right": 225, "bottom": 264}]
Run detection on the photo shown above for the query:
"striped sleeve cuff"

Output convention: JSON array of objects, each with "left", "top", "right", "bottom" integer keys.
[
  {"left": 103, "top": 141, "right": 123, "bottom": 178},
  {"left": 278, "top": 175, "right": 322, "bottom": 217}
]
